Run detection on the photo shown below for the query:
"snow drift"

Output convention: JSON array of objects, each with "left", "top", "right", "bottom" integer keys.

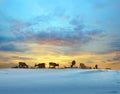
[{"left": 0, "top": 69, "right": 120, "bottom": 94}]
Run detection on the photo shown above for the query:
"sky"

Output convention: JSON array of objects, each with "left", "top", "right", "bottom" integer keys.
[{"left": 0, "top": 0, "right": 120, "bottom": 69}]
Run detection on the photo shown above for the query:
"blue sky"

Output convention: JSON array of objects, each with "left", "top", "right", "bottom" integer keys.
[{"left": 0, "top": 0, "right": 120, "bottom": 69}]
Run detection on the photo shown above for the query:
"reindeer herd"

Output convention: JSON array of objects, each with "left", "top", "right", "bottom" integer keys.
[
  {"left": 12, "top": 60, "right": 99, "bottom": 69},
  {"left": 34, "top": 62, "right": 59, "bottom": 68},
  {"left": 13, "top": 62, "right": 60, "bottom": 69}
]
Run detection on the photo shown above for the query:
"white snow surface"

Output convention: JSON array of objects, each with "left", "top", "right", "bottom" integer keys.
[{"left": 0, "top": 69, "right": 120, "bottom": 94}]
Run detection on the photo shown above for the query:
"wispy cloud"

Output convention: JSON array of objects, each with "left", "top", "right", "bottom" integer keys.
[{"left": 0, "top": 43, "right": 28, "bottom": 52}]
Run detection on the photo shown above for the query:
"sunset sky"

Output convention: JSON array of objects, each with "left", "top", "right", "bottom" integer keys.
[{"left": 0, "top": 0, "right": 120, "bottom": 69}]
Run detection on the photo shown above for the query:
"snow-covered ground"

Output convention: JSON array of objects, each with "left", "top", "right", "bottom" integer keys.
[{"left": 0, "top": 69, "right": 120, "bottom": 94}]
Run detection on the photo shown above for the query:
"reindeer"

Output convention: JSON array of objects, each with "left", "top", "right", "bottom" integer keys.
[
  {"left": 49, "top": 62, "right": 59, "bottom": 68},
  {"left": 95, "top": 64, "right": 98, "bottom": 69},
  {"left": 80, "top": 63, "right": 91, "bottom": 69},
  {"left": 19, "top": 62, "right": 28, "bottom": 68},
  {"left": 34, "top": 63, "right": 45, "bottom": 68},
  {"left": 80, "top": 63, "right": 86, "bottom": 69},
  {"left": 71, "top": 60, "right": 76, "bottom": 68}
]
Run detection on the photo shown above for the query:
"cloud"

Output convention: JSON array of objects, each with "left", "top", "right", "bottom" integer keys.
[
  {"left": 0, "top": 7, "right": 104, "bottom": 46},
  {"left": 113, "top": 56, "right": 120, "bottom": 61},
  {"left": 0, "top": 56, "right": 10, "bottom": 62},
  {"left": 0, "top": 55, "right": 17, "bottom": 68},
  {"left": 90, "top": 0, "right": 108, "bottom": 9},
  {"left": 0, "top": 62, "right": 16, "bottom": 68},
  {"left": 86, "top": 29, "right": 104, "bottom": 36},
  {"left": 31, "top": 17, "right": 104, "bottom": 47},
  {"left": 110, "top": 39, "right": 120, "bottom": 52},
  {"left": 90, "top": 0, "right": 119, "bottom": 9},
  {"left": 0, "top": 36, "right": 14, "bottom": 43},
  {"left": 0, "top": 10, "right": 111, "bottom": 54},
  {"left": 0, "top": 15, "right": 106, "bottom": 56},
  {"left": 35, "top": 28, "right": 92, "bottom": 46},
  {"left": 11, "top": 56, "right": 34, "bottom": 60},
  {"left": 106, "top": 51, "right": 120, "bottom": 65},
  {"left": 0, "top": 43, "right": 28, "bottom": 52}
]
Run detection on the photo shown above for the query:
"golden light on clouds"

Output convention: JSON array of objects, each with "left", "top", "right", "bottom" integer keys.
[{"left": 0, "top": 42, "right": 119, "bottom": 69}]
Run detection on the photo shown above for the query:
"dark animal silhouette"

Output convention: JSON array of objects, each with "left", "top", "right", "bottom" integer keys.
[
  {"left": 80, "top": 63, "right": 91, "bottom": 69},
  {"left": 35, "top": 63, "right": 45, "bottom": 68},
  {"left": 80, "top": 63, "right": 86, "bottom": 69},
  {"left": 49, "top": 62, "right": 59, "bottom": 68},
  {"left": 95, "top": 64, "right": 98, "bottom": 69},
  {"left": 19, "top": 62, "right": 28, "bottom": 68},
  {"left": 71, "top": 60, "right": 76, "bottom": 68}
]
